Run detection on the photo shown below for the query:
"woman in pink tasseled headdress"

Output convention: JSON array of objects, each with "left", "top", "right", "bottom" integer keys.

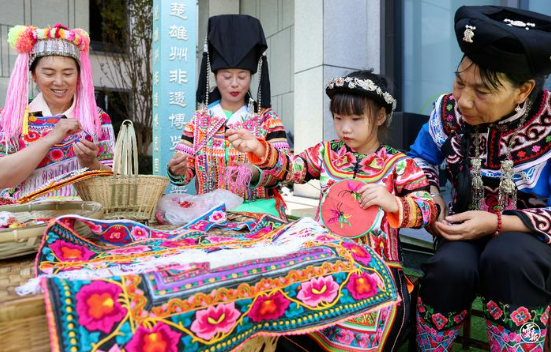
[{"left": 0, "top": 23, "right": 115, "bottom": 201}]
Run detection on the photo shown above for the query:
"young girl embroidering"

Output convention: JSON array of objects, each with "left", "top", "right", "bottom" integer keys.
[{"left": 227, "top": 70, "right": 438, "bottom": 351}]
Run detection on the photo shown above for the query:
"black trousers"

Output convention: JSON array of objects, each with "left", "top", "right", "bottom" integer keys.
[{"left": 420, "top": 231, "right": 551, "bottom": 317}]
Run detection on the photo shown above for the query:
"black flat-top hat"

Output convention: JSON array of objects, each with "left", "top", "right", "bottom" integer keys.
[
  {"left": 196, "top": 14, "right": 271, "bottom": 109},
  {"left": 455, "top": 5, "right": 551, "bottom": 76}
]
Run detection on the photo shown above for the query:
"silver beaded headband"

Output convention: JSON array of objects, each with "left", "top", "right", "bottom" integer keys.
[
  {"left": 30, "top": 39, "right": 81, "bottom": 67},
  {"left": 326, "top": 76, "right": 397, "bottom": 119}
]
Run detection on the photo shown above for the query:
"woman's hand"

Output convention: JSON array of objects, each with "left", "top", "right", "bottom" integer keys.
[
  {"left": 73, "top": 139, "right": 101, "bottom": 169},
  {"left": 358, "top": 184, "right": 399, "bottom": 213},
  {"left": 426, "top": 194, "right": 448, "bottom": 237},
  {"left": 168, "top": 152, "right": 189, "bottom": 176},
  {"left": 44, "top": 119, "right": 82, "bottom": 145},
  {"left": 226, "top": 128, "right": 264, "bottom": 156},
  {"left": 435, "top": 210, "right": 497, "bottom": 241}
]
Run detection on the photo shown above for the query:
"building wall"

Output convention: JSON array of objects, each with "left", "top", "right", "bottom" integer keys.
[
  {"left": 0, "top": 0, "right": 118, "bottom": 104},
  {"left": 240, "top": 0, "right": 295, "bottom": 143}
]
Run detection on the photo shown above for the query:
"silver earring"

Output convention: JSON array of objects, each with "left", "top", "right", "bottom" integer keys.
[{"left": 515, "top": 104, "right": 522, "bottom": 113}]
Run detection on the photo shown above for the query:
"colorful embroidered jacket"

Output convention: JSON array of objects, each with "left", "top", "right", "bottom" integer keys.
[
  {"left": 409, "top": 92, "right": 551, "bottom": 243},
  {"left": 171, "top": 101, "right": 290, "bottom": 202},
  {"left": 0, "top": 108, "right": 114, "bottom": 200},
  {"left": 250, "top": 140, "right": 437, "bottom": 264}
]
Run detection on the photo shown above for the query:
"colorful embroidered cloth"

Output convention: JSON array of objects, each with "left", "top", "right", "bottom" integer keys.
[{"left": 36, "top": 211, "right": 398, "bottom": 352}]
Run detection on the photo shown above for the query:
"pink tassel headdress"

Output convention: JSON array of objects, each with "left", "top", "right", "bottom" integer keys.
[{"left": 1, "top": 23, "right": 100, "bottom": 142}]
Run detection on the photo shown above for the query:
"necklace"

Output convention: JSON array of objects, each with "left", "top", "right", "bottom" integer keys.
[{"left": 470, "top": 99, "right": 533, "bottom": 211}]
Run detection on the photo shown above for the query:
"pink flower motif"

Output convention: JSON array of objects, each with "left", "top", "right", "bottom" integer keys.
[
  {"left": 541, "top": 306, "right": 549, "bottom": 325},
  {"left": 126, "top": 322, "right": 181, "bottom": 352},
  {"left": 190, "top": 302, "right": 241, "bottom": 340},
  {"left": 208, "top": 210, "right": 226, "bottom": 223},
  {"left": 486, "top": 300, "right": 503, "bottom": 320},
  {"left": 161, "top": 238, "right": 198, "bottom": 248},
  {"left": 342, "top": 242, "right": 371, "bottom": 266},
  {"left": 314, "top": 234, "right": 335, "bottom": 243},
  {"left": 431, "top": 313, "right": 449, "bottom": 330},
  {"left": 208, "top": 236, "right": 234, "bottom": 244},
  {"left": 50, "top": 240, "right": 95, "bottom": 262},
  {"left": 417, "top": 297, "right": 426, "bottom": 313},
  {"left": 85, "top": 222, "right": 103, "bottom": 234},
  {"left": 532, "top": 145, "right": 541, "bottom": 153},
  {"left": 511, "top": 307, "right": 531, "bottom": 326},
  {"left": 346, "top": 272, "right": 379, "bottom": 300},
  {"left": 76, "top": 281, "right": 127, "bottom": 334},
  {"left": 330, "top": 146, "right": 356, "bottom": 169},
  {"left": 107, "top": 245, "right": 151, "bottom": 255},
  {"left": 189, "top": 221, "right": 208, "bottom": 231},
  {"left": 248, "top": 292, "right": 291, "bottom": 322},
  {"left": 297, "top": 276, "right": 340, "bottom": 307},
  {"left": 335, "top": 328, "right": 355, "bottom": 344},
  {"left": 151, "top": 230, "right": 170, "bottom": 239},
  {"left": 49, "top": 148, "right": 64, "bottom": 161},
  {"left": 131, "top": 226, "right": 149, "bottom": 241},
  {"left": 453, "top": 310, "right": 467, "bottom": 324},
  {"left": 102, "top": 225, "right": 130, "bottom": 244}
]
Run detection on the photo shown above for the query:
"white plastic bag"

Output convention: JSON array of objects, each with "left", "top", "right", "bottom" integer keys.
[{"left": 155, "top": 189, "right": 244, "bottom": 225}]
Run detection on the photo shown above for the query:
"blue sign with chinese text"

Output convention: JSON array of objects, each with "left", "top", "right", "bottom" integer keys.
[{"left": 152, "top": 0, "right": 196, "bottom": 193}]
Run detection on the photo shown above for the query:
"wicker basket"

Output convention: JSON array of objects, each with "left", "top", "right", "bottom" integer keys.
[
  {"left": 75, "top": 120, "right": 169, "bottom": 221},
  {"left": 0, "top": 201, "right": 103, "bottom": 260}
]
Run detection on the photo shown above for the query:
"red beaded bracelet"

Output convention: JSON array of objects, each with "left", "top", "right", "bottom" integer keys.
[{"left": 494, "top": 211, "right": 502, "bottom": 237}]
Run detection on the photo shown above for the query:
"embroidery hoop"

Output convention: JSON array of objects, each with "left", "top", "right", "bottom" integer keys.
[{"left": 319, "top": 179, "right": 383, "bottom": 238}]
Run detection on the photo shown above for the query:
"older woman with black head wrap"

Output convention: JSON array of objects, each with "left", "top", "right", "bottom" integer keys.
[{"left": 409, "top": 6, "right": 551, "bottom": 351}]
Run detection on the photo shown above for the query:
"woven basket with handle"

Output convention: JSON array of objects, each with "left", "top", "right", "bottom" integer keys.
[{"left": 75, "top": 120, "right": 169, "bottom": 221}]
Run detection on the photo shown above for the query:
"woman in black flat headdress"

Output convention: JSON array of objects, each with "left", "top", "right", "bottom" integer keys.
[{"left": 409, "top": 6, "right": 551, "bottom": 351}]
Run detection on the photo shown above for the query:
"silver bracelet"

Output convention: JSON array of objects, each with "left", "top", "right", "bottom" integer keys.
[{"left": 430, "top": 192, "right": 441, "bottom": 198}]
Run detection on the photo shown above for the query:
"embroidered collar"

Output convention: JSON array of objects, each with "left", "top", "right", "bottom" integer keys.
[
  {"left": 28, "top": 93, "right": 76, "bottom": 118},
  {"left": 208, "top": 100, "right": 249, "bottom": 125}
]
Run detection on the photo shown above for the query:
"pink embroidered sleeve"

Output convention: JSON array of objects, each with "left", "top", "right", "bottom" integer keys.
[
  {"left": 249, "top": 141, "right": 323, "bottom": 186},
  {"left": 387, "top": 157, "right": 438, "bottom": 229}
]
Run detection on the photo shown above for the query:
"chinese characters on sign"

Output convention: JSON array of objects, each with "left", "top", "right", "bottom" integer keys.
[{"left": 152, "top": 0, "right": 196, "bottom": 193}]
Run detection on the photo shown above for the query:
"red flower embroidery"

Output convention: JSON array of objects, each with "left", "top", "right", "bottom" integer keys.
[
  {"left": 541, "top": 306, "right": 549, "bottom": 325},
  {"left": 102, "top": 225, "right": 131, "bottom": 244},
  {"left": 431, "top": 313, "right": 449, "bottom": 330},
  {"left": 346, "top": 272, "right": 379, "bottom": 300},
  {"left": 486, "top": 300, "right": 503, "bottom": 320},
  {"left": 76, "top": 281, "right": 127, "bottom": 333},
  {"left": 50, "top": 240, "right": 95, "bottom": 261},
  {"left": 342, "top": 242, "right": 371, "bottom": 266},
  {"left": 371, "top": 235, "right": 390, "bottom": 260},
  {"left": 49, "top": 148, "right": 64, "bottom": 161},
  {"left": 510, "top": 307, "right": 531, "bottom": 326},
  {"left": 248, "top": 291, "right": 290, "bottom": 322},
  {"left": 126, "top": 322, "right": 181, "bottom": 352},
  {"left": 24, "top": 131, "right": 40, "bottom": 142}
]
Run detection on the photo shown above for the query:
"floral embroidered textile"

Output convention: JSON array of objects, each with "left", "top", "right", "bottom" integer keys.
[{"left": 36, "top": 212, "right": 399, "bottom": 352}]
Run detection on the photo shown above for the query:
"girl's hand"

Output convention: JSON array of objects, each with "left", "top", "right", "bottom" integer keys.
[
  {"left": 73, "top": 139, "right": 100, "bottom": 169},
  {"left": 435, "top": 210, "right": 497, "bottom": 241},
  {"left": 226, "top": 129, "right": 264, "bottom": 156},
  {"left": 358, "top": 183, "right": 399, "bottom": 213},
  {"left": 44, "top": 118, "right": 82, "bottom": 145},
  {"left": 168, "top": 152, "right": 189, "bottom": 176},
  {"left": 426, "top": 193, "right": 447, "bottom": 237}
]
